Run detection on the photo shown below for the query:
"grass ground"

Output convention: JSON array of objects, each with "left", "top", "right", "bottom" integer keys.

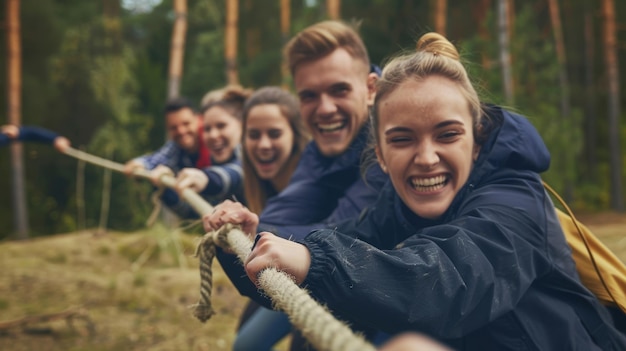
[{"left": 1, "top": 213, "right": 625, "bottom": 351}]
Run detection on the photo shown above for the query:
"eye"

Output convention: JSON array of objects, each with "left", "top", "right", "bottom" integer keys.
[
  {"left": 268, "top": 129, "right": 282, "bottom": 139},
  {"left": 217, "top": 122, "right": 227, "bottom": 130},
  {"left": 247, "top": 130, "right": 260, "bottom": 140},
  {"left": 386, "top": 134, "right": 413, "bottom": 145},
  {"left": 298, "top": 91, "right": 316, "bottom": 103},
  {"left": 330, "top": 84, "right": 350, "bottom": 96},
  {"left": 438, "top": 129, "right": 463, "bottom": 142}
]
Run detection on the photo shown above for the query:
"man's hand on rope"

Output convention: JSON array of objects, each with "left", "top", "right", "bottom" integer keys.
[
  {"left": 244, "top": 232, "right": 311, "bottom": 286},
  {"left": 123, "top": 160, "right": 145, "bottom": 177},
  {"left": 203, "top": 199, "right": 259, "bottom": 238},
  {"left": 149, "top": 165, "right": 174, "bottom": 186},
  {"left": 175, "top": 168, "right": 209, "bottom": 193}
]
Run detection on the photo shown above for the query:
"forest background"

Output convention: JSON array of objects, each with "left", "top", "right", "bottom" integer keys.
[{"left": 1, "top": 0, "right": 625, "bottom": 239}]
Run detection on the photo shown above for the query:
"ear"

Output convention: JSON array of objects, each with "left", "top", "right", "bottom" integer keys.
[
  {"left": 366, "top": 72, "right": 378, "bottom": 106},
  {"left": 472, "top": 144, "right": 481, "bottom": 162},
  {"left": 375, "top": 145, "right": 388, "bottom": 173}
]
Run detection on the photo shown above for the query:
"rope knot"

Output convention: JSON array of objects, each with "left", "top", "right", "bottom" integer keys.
[{"left": 190, "top": 224, "right": 243, "bottom": 323}]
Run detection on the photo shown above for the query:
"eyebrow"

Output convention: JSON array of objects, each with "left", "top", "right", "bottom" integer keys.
[
  {"left": 383, "top": 120, "right": 465, "bottom": 135},
  {"left": 297, "top": 82, "right": 351, "bottom": 96}
]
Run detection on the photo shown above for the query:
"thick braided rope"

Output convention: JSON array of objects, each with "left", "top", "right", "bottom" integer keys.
[
  {"left": 193, "top": 224, "right": 377, "bottom": 351},
  {"left": 61, "top": 147, "right": 376, "bottom": 351}
]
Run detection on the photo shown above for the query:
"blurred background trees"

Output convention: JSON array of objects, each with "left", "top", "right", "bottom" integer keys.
[{"left": 1, "top": 0, "right": 625, "bottom": 239}]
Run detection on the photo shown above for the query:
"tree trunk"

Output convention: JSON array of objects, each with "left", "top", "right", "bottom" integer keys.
[
  {"left": 583, "top": 0, "right": 597, "bottom": 180},
  {"left": 497, "top": 0, "right": 513, "bottom": 104},
  {"left": 280, "top": 0, "right": 290, "bottom": 88},
  {"left": 471, "top": 0, "right": 492, "bottom": 69},
  {"left": 433, "top": 0, "right": 447, "bottom": 36},
  {"left": 168, "top": 0, "right": 187, "bottom": 99},
  {"left": 548, "top": 0, "right": 574, "bottom": 202},
  {"left": 548, "top": 0, "right": 571, "bottom": 119},
  {"left": 6, "top": 0, "right": 29, "bottom": 239},
  {"left": 326, "top": 0, "right": 340, "bottom": 19},
  {"left": 225, "top": 0, "right": 239, "bottom": 85},
  {"left": 602, "top": 0, "right": 624, "bottom": 211}
]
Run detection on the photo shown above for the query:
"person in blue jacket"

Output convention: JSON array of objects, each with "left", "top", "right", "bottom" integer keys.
[
  {"left": 230, "top": 86, "right": 311, "bottom": 351},
  {"left": 205, "top": 33, "right": 626, "bottom": 350},
  {"left": 1, "top": 124, "right": 70, "bottom": 152},
  {"left": 207, "top": 20, "right": 388, "bottom": 351},
  {"left": 160, "top": 85, "right": 253, "bottom": 219}
]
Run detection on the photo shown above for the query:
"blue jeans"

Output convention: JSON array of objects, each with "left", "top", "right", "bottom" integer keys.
[{"left": 233, "top": 306, "right": 292, "bottom": 351}]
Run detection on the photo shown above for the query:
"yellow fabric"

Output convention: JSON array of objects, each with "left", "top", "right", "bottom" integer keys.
[{"left": 556, "top": 208, "right": 626, "bottom": 312}]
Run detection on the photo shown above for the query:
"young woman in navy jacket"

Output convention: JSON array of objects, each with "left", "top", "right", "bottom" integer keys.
[{"left": 205, "top": 32, "right": 626, "bottom": 350}]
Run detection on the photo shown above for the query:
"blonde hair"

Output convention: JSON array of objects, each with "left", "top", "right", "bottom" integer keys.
[
  {"left": 372, "top": 32, "right": 486, "bottom": 145},
  {"left": 284, "top": 20, "right": 370, "bottom": 76},
  {"left": 241, "top": 87, "right": 310, "bottom": 214},
  {"left": 201, "top": 85, "right": 254, "bottom": 120},
  {"left": 200, "top": 88, "right": 227, "bottom": 110}
]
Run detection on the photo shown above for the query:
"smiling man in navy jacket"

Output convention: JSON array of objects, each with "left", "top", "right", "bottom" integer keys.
[{"left": 208, "top": 20, "right": 388, "bottom": 351}]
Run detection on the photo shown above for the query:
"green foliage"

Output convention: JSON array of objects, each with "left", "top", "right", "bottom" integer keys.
[
  {"left": 462, "top": 4, "right": 584, "bottom": 204},
  {"left": 2, "top": 0, "right": 625, "bottom": 238}
]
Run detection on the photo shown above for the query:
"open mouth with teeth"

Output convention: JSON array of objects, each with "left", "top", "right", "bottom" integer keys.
[
  {"left": 410, "top": 175, "right": 448, "bottom": 192},
  {"left": 210, "top": 144, "right": 226, "bottom": 153},
  {"left": 256, "top": 155, "right": 278, "bottom": 165},
  {"left": 317, "top": 121, "right": 346, "bottom": 133}
]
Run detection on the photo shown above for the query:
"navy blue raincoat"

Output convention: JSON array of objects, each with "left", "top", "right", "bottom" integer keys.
[
  {"left": 216, "top": 124, "right": 388, "bottom": 299},
  {"left": 301, "top": 106, "right": 626, "bottom": 350}
]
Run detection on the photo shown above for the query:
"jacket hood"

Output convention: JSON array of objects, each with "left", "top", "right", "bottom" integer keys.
[{"left": 469, "top": 105, "right": 550, "bottom": 186}]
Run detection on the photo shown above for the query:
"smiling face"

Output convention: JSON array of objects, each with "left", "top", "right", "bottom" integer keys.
[
  {"left": 166, "top": 107, "right": 199, "bottom": 153},
  {"left": 202, "top": 106, "right": 242, "bottom": 164},
  {"left": 375, "top": 76, "right": 479, "bottom": 220},
  {"left": 294, "top": 48, "right": 375, "bottom": 157},
  {"left": 244, "top": 104, "right": 295, "bottom": 181}
]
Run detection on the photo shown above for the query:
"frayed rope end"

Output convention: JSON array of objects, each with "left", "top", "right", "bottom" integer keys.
[{"left": 190, "top": 303, "right": 216, "bottom": 323}]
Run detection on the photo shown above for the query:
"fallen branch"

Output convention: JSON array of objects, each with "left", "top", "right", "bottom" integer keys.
[{"left": 0, "top": 307, "right": 95, "bottom": 336}]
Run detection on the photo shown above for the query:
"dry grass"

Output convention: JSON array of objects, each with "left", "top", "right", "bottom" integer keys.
[
  {"left": 0, "top": 225, "right": 258, "bottom": 351},
  {"left": 1, "top": 215, "right": 625, "bottom": 351}
]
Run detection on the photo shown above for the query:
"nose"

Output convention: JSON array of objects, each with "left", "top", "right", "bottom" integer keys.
[
  {"left": 207, "top": 127, "right": 220, "bottom": 140},
  {"left": 316, "top": 94, "right": 337, "bottom": 116},
  {"left": 258, "top": 134, "right": 272, "bottom": 149},
  {"left": 413, "top": 140, "right": 439, "bottom": 168}
]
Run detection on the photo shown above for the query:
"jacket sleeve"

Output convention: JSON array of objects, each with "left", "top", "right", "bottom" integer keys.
[
  {"left": 302, "top": 176, "right": 553, "bottom": 338},
  {"left": 134, "top": 141, "right": 180, "bottom": 171},
  {"left": 200, "top": 160, "right": 243, "bottom": 200},
  {"left": 259, "top": 152, "right": 388, "bottom": 240},
  {"left": 17, "top": 126, "right": 59, "bottom": 144},
  {"left": 0, "top": 133, "right": 10, "bottom": 146},
  {"left": 159, "top": 188, "right": 200, "bottom": 220},
  {"left": 215, "top": 248, "right": 275, "bottom": 308}
]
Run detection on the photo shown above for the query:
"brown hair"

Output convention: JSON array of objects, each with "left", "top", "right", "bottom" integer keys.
[
  {"left": 241, "top": 87, "right": 310, "bottom": 214},
  {"left": 284, "top": 20, "right": 370, "bottom": 76}
]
